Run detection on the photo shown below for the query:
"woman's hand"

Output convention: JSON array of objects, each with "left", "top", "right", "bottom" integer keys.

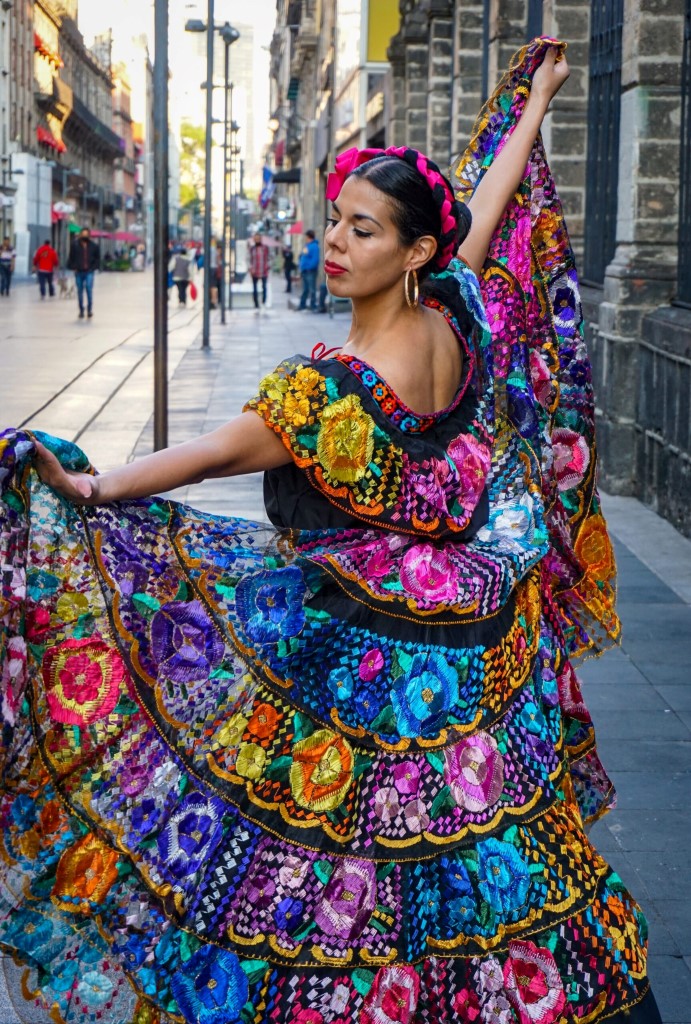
[
  {"left": 33, "top": 441, "right": 100, "bottom": 504},
  {"left": 530, "top": 46, "right": 570, "bottom": 110}
]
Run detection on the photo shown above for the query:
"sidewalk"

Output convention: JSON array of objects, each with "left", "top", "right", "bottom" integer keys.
[{"left": 136, "top": 295, "right": 691, "bottom": 1023}]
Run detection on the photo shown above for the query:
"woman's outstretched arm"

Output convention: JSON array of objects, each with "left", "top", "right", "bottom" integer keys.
[
  {"left": 33, "top": 411, "right": 292, "bottom": 505},
  {"left": 458, "top": 46, "right": 570, "bottom": 277}
]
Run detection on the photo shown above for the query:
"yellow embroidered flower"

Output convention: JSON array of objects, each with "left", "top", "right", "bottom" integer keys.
[
  {"left": 292, "top": 366, "right": 322, "bottom": 396},
  {"left": 284, "top": 391, "right": 312, "bottom": 426},
  {"left": 235, "top": 742, "right": 267, "bottom": 781},
  {"left": 52, "top": 833, "right": 120, "bottom": 911},
  {"left": 259, "top": 372, "right": 288, "bottom": 402},
  {"left": 56, "top": 591, "right": 91, "bottom": 625},
  {"left": 289, "top": 728, "right": 354, "bottom": 812},
  {"left": 574, "top": 513, "right": 615, "bottom": 583},
  {"left": 316, "top": 394, "right": 375, "bottom": 483},
  {"left": 214, "top": 712, "right": 248, "bottom": 748}
]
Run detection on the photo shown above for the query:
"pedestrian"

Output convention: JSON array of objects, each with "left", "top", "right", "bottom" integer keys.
[
  {"left": 298, "top": 227, "right": 319, "bottom": 310},
  {"left": 1, "top": 41, "right": 662, "bottom": 1024},
  {"left": 248, "top": 231, "right": 270, "bottom": 313},
  {"left": 32, "top": 238, "right": 60, "bottom": 299},
  {"left": 0, "top": 235, "right": 16, "bottom": 296},
  {"left": 169, "top": 245, "right": 194, "bottom": 305},
  {"left": 282, "top": 244, "right": 295, "bottom": 293},
  {"left": 67, "top": 226, "right": 100, "bottom": 319}
]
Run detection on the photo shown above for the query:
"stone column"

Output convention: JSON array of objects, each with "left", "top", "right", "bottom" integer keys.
[
  {"left": 386, "top": 34, "right": 408, "bottom": 148},
  {"left": 402, "top": 1, "right": 430, "bottom": 151},
  {"left": 541, "top": 0, "right": 591, "bottom": 260},
  {"left": 426, "top": 0, "right": 455, "bottom": 166},
  {"left": 452, "top": 2, "right": 486, "bottom": 159},
  {"left": 592, "top": 0, "right": 685, "bottom": 493}
]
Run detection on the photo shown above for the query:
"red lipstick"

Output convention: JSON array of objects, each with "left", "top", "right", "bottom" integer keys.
[{"left": 324, "top": 261, "right": 347, "bottom": 276}]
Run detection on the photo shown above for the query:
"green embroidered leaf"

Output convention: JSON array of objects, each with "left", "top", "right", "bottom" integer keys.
[
  {"left": 240, "top": 1002, "right": 256, "bottom": 1024},
  {"left": 240, "top": 959, "right": 269, "bottom": 985},
  {"left": 312, "top": 859, "right": 334, "bottom": 885},
  {"left": 394, "top": 649, "right": 414, "bottom": 674},
  {"left": 425, "top": 750, "right": 445, "bottom": 774},
  {"left": 292, "top": 711, "right": 314, "bottom": 742},
  {"left": 455, "top": 656, "right": 470, "bottom": 684},
  {"left": 353, "top": 754, "right": 372, "bottom": 779},
  {"left": 430, "top": 785, "right": 456, "bottom": 819},
  {"left": 175, "top": 580, "right": 189, "bottom": 602},
  {"left": 132, "top": 592, "right": 160, "bottom": 616},
  {"left": 179, "top": 931, "right": 201, "bottom": 962},
  {"left": 476, "top": 899, "right": 495, "bottom": 929},
  {"left": 371, "top": 704, "right": 396, "bottom": 733},
  {"left": 528, "top": 862, "right": 546, "bottom": 876},
  {"left": 352, "top": 968, "right": 376, "bottom": 997},
  {"left": 376, "top": 862, "right": 396, "bottom": 881},
  {"left": 502, "top": 824, "right": 520, "bottom": 846},
  {"left": 263, "top": 755, "right": 292, "bottom": 781},
  {"left": 291, "top": 920, "right": 317, "bottom": 942},
  {"left": 148, "top": 501, "right": 170, "bottom": 522},
  {"left": 113, "top": 696, "right": 138, "bottom": 716}
]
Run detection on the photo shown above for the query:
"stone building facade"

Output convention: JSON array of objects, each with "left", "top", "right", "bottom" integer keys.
[{"left": 271, "top": 0, "right": 691, "bottom": 538}]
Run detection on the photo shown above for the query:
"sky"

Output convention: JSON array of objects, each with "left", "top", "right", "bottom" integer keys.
[{"left": 77, "top": 0, "right": 276, "bottom": 191}]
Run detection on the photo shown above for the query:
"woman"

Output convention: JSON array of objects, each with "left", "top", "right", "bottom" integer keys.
[
  {"left": 0, "top": 42, "right": 660, "bottom": 1024},
  {"left": 169, "top": 244, "right": 195, "bottom": 305}
]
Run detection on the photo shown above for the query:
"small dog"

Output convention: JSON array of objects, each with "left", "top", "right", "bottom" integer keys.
[{"left": 57, "top": 274, "right": 75, "bottom": 299}]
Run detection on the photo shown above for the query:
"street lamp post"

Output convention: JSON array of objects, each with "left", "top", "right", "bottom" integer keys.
[
  {"left": 186, "top": 14, "right": 239, "bottom": 344},
  {"left": 153, "top": 0, "right": 169, "bottom": 450},
  {"left": 219, "top": 23, "right": 239, "bottom": 320}
]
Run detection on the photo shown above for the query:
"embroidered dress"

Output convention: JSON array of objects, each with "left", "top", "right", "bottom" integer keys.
[{"left": 0, "top": 40, "right": 655, "bottom": 1024}]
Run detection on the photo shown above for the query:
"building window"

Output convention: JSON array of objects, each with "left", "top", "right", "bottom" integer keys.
[
  {"left": 583, "top": 0, "right": 624, "bottom": 284},
  {"left": 526, "top": 0, "right": 543, "bottom": 40},
  {"left": 678, "top": 0, "right": 691, "bottom": 306}
]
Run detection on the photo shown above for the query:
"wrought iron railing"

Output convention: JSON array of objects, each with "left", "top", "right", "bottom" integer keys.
[
  {"left": 677, "top": 0, "right": 691, "bottom": 306},
  {"left": 583, "top": 0, "right": 624, "bottom": 284}
]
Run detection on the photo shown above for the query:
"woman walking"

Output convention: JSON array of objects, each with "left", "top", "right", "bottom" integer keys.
[{"left": 0, "top": 41, "right": 660, "bottom": 1024}]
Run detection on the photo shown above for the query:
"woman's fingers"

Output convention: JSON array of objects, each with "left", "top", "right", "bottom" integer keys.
[{"left": 33, "top": 440, "right": 96, "bottom": 503}]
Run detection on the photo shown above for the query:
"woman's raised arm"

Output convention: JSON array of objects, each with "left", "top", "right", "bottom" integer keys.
[
  {"left": 458, "top": 46, "right": 570, "bottom": 277},
  {"left": 34, "top": 411, "right": 292, "bottom": 505}
]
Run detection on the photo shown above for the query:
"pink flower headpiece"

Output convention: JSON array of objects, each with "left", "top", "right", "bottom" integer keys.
[{"left": 326, "top": 145, "right": 463, "bottom": 270}]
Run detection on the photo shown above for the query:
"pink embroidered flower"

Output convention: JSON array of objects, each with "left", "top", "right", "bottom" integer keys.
[
  {"left": 1, "top": 635, "right": 26, "bottom": 724},
  {"left": 367, "top": 546, "right": 395, "bottom": 579},
  {"left": 507, "top": 213, "right": 533, "bottom": 288},
  {"left": 552, "top": 427, "right": 590, "bottom": 491},
  {"left": 403, "top": 798, "right": 430, "bottom": 834},
  {"left": 475, "top": 955, "right": 504, "bottom": 994},
  {"left": 484, "top": 299, "right": 507, "bottom": 335},
  {"left": 481, "top": 993, "right": 515, "bottom": 1024},
  {"left": 292, "top": 1011, "right": 324, "bottom": 1024},
  {"left": 374, "top": 786, "right": 400, "bottom": 824},
  {"left": 360, "top": 965, "right": 420, "bottom": 1024},
  {"left": 43, "top": 638, "right": 125, "bottom": 726},
  {"left": 409, "top": 459, "right": 452, "bottom": 514},
  {"left": 444, "top": 732, "right": 505, "bottom": 813},
  {"left": 529, "top": 350, "right": 553, "bottom": 408},
  {"left": 503, "top": 940, "right": 566, "bottom": 1024},
  {"left": 452, "top": 987, "right": 481, "bottom": 1021},
  {"left": 400, "top": 544, "right": 457, "bottom": 604},
  {"left": 447, "top": 434, "right": 491, "bottom": 508},
  {"left": 359, "top": 649, "right": 384, "bottom": 681},
  {"left": 393, "top": 761, "right": 420, "bottom": 796}
]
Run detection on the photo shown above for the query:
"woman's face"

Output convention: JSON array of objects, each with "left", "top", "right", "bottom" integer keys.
[{"left": 323, "top": 176, "right": 415, "bottom": 301}]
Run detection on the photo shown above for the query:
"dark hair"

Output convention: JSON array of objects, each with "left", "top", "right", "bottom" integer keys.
[
  {"left": 44, "top": 239, "right": 50, "bottom": 245},
  {"left": 351, "top": 155, "right": 470, "bottom": 282},
  {"left": 305, "top": 229, "right": 316, "bottom": 239}
]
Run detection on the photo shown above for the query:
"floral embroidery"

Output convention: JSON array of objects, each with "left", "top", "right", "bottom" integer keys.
[
  {"left": 399, "top": 544, "right": 457, "bottom": 604},
  {"left": 52, "top": 833, "right": 120, "bottom": 911},
  {"left": 289, "top": 728, "right": 355, "bottom": 811},
  {"left": 314, "top": 858, "right": 376, "bottom": 940},
  {"left": 316, "top": 393, "right": 376, "bottom": 483},
  {"left": 390, "top": 652, "right": 459, "bottom": 738},
  {"left": 236, "top": 566, "right": 306, "bottom": 644},
  {"left": 360, "top": 965, "right": 421, "bottom": 1024},
  {"left": 42, "top": 637, "right": 125, "bottom": 726},
  {"left": 170, "top": 945, "right": 248, "bottom": 1024},
  {"left": 444, "top": 732, "right": 505, "bottom": 813},
  {"left": 503, "top": 940, "right": 566, "bottom": 1024},
  {"left": 157, "top": 792, "right": 225, "bottom": 879},
  {"left": 477, "top": 838, "right": 531, "bottom": 916},
  {"left": 151, "top": 600, "right": 224, "bottom": 683}
]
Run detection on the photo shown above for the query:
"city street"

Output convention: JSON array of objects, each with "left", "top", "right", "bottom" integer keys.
[{"left": 0, "top": 278, "right": 690, "bottom": 1022}]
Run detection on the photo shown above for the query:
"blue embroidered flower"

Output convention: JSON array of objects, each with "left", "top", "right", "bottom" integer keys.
[
  {"left": 390, "top": 652, "right": 459, "bottom": 737},
  {"left": 440, "top": 856, "right": 474, "bottom": 897},
  {"left": 236, "top": 566, "right": 306, "bottom": 644},
  {"left": 448, "top": 894, "right": 476, "bottom": 930},
  {"left": 518, "top": 699, "right": 546, "bottom": 735},
  {"left": 151, "top": 600, "right": 224, "bottom": 683},
  {"left": 477, "top": 838, "right": 530, "bottom": 916},
  {"left": 171, "top": 945, "right": 248, "bottom": 1024},
  {"left": 10, "top": 794, "right": 37, "bottom": 830},
  {"left": 274, "top": 896, "right": 304, "bottom": 934},
  {"left": 114, "top": 933, "right": 149, "bottom": 969},
  {"left": 76, "top": 971, "right": 115, "bottom": 1008},
  {"left": 157, "top": 792, "right": 225, "bottom": 880},
  {"left": 1, "top": 909, "right": 56, "bottom": 963},
  {"left": 328, "top": 665, "right": 355, "bottom": 702},
  {"left": 129, "top": 797, "right": 162, "bottom": 840}
]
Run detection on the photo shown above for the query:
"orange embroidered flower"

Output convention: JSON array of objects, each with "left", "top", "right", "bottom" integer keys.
[
  {"left": 284, "top": 391, "right": 312, "bottom": 426},
  {"left": 316, "top": 394, "right": 375, "bottom": 484},
  {"left": 247, "top": 702, "right": 278, "bottom": 740},
  {"left": 42, "top": 637, "right": 126, "bottom": 726},
  {"left": 52, "top": 833, "right": 120, "bottom": 911},
  {"left": 289, "top": 728, "right": 354, "bottom": 812},
  {"left": 574, "top": 514, "right": 615, "bottom": 583}
]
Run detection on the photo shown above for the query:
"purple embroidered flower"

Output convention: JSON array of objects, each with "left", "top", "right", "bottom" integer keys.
[
  {"left": 393, "top": 761, "right": 420, "bottom": 796},
  {"left": 236, "top": 566, "right": 306, "bottom": 644},
  {"left": 475, "top": 955, "right": 504, "bottom": 994},
  {"left": 314, "top": 858, "right": 376, "bottom": 940},
  {"left": 400, "top": 544, "right": 457, "bottom": 604},
  {"left": 118, "top": 761, "right": 151, "bottom": 797},
  {"left": 274, "top": 896, "right": 304, "bottom": 934},
  {"left": 374, "top": 785, "right": 400, "bottom": 824},
  {"left": 481, "top": 993, "right": 515, "bottom": 1024},
  {"left": 130, "top": 797, "right": 161, "bottom": 839},
  {"left": 444, "top": 731, "right": 505, "bottom": 813},
  {"left": 359, "top": 648, "right": 384, "bottom": 681},
  {"left": 243, "top": 870, "right": 276, "bottom": 909},
  {"left": 403, "top": 798, "right": 430, "bottom": 834},
  {"left": 391, "top": 652, "right": 459, "bottom": 738},
  {"left": 151, "top": 600, "right": 224, "bottom": 684},
  {"left": 447, "top": 434, "right": 491, "bottom": 509},
  {"left": 278, "top": 855, "right": 310, "bottom": 890},
  {"left": 408, "top": 458, "right": 452, "bottom": 514},
  {"left": 157, "top": 792, "right": 225, "bottom": 879}
]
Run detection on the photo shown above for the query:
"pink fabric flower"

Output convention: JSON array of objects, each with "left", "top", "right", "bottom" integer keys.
[
  {"left": 409, "top": 458, "right": 452, "bottom": 514},
  {"left": 552, "top": 427, "right": 590, "bottom": 491},
  {"left": 484, "top": 299, "right": 507, "bottom": 335},
  {"left": 361, "top": 965, "right": 420, "bottom": 1024},
  {"left": 393, "top": 761, "right": 420, "bottom": 795},
  {"left": 529, "top": 349, "right": 552, "bottom": 408},
  {"left": 359, "top": 648, "right": 384, "bottom": 681},
  {"left": 444, "top": 732, "right": 505, "bottom": 813},
  {"left": 503, "top": 940, "right": 566, "bottom": 1024},
  {"left": 400, "top": 544, "right": 457, "bottom": 604},
  {"left": 447, "top": 434, "right": 491, "bottom": 507}
]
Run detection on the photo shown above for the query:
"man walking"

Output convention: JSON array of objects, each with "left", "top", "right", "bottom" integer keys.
[
  {"left": 249, "top": 232, "right": 270, "bottom": 314},
  {"left": 0, "top": 236, "right": 16, "bottom": 297},
  {"left": 33, "top": 239, "right": 60, "bottom": 299},
  {"left": 298, "top": 229, "right": 319, "bottom": 311},
  {"left": 67, "top": 227, "right": 100, "bottom": 319}
]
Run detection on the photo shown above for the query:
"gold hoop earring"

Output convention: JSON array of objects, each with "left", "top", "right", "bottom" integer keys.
[{"left": 404, "top": 268, "right": 419, "bottom": 310}]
